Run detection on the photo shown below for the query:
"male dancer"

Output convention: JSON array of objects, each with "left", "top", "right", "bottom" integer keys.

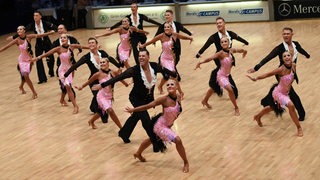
[
  {"left": 92, "top": 49, "right": 177, "bottom": 143},
  {"left": 195, "top": 17, "right": 248, "bottom": 106},
  {"left": 247, "top": 27, "right": 310, "bottom": 121}
]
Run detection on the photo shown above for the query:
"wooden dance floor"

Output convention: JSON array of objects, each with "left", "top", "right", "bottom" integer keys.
[{"left": 0, "top": 19, "right": 319, "bottom": 179}]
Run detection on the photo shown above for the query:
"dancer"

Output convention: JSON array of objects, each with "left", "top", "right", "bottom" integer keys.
[
  {"left": 247, "top": 27, "right": 310, "bottom": 121},
  {"left": 0, "top": 26, "right": 54, "bottom": 99},
  {"left": 140, "top": 22, "right": 193, "bottom": 96},
  {"left": 64, "top": 37, "right": 120, "bottom": 122},
  {"left": 9, "top": 11, "right": 57, "bottom": 83},
  {"left": 31, "top": 34, "right": 89, "bottom": 114},
  {"left": 92, "top": 49, "right": 177, "bottom": 143},
  {"left": 75, "top": 58, "right": 128, "bottom": 129},
  {"left": 195, "top": 37, "right": 247, "bottom": 116},
  {"left": 125, "top": 79, "right": 189, "bottom": 173},
  {"left": 195, "top": 16, "right": 249, "bottom": 107},
  {"left": 96, "top": 17, "right": 149, "bottom": 69},
  {"left": 109, "top": 2, "right": 161, "bottom": 65},
  {"left": 247, "top": 51, "right": 303, "bottom": 137},
  {"left": 53, "top": 24, "right": 81, "bottom": 103},
  {"left": 154, "top": 9, "right": 193, "bottom": 81}
]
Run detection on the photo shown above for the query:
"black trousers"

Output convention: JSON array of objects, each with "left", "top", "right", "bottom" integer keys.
[
  {"left": 131, "top": 34, "right": 147, "bottom": 65},
  {"left": 35, "top": 42, "right": 55, "bottom": 81},
  {"left": 289, "top": 86, "right": 305, "bottom": 120},
  {"left": 119, "top": 97, "right": 153, "bottom": 140}
]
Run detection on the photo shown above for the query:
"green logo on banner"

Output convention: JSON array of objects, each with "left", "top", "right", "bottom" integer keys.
[
  {"left": 99, "top": 14, "right": 109, "bottom": 24},
  {"left": 160, "top": 11, "right": 166, "bottom": 21}
]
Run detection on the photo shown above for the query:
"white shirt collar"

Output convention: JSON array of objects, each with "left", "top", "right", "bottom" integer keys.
[
  {"left": 90, "top": 51, "right": 101, "bottom": 70},
  {"left": 140, "top": 63, "right": 157, "bottom": 90},
  {"left": 35, "top": 20, "right": 44, "bottom": 34},
  {"left": 218, "top": 30, "right": 232, "bottom": 48},
  {"left": 130, "top": 14, "right": 140, "bottom": 27},
  {"left": 283, "top": 41, "right": 298, "bottom": 61}
]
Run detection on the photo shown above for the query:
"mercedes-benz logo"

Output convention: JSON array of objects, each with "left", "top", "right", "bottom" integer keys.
[{"left": 278, "top": 3, "right": 291, "bottom": 17}]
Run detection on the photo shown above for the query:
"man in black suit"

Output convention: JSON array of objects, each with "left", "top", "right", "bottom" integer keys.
[
  {"left": 11, "top": 11, "right": 57, "bottom": 83},
  {"left": 93, "top": 49, "right": 177, "bottom": 143},
  {"left": 154, "top": 9, "right": 192, "bottom": 81}
]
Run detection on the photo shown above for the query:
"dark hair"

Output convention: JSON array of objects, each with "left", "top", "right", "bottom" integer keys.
[
  {"left": 34, "top": 10, "right": 42, "bottom": 16},
  {"left": 88, "top": 37, "right": 98, "bottom": 44},
  {"left": 139, "top": 48, "right": 149, "bottom": 56},
  {"left": 283, "top": 27, "right": 293, "bottom": 32},
  {"left": 59, "top": 24, "right": 67, "bottom": 30},
  {"left": 165, "top": 10, "right": 174, "bottom": 14},
  {"left": 216, "top": 16, "right": 225, "bottom": 22}
]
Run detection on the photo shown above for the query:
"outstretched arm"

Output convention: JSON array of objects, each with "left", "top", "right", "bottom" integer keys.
[
  {"left": 141, "top": 14, "right": 162, "bottom": 26},
  {"left": 112, "top": 70, "right": 129, "bottom": 87},
  {"left": 32, "top": 46, "right": 59, "bottom": 61},
  {"left": 247, "top": 68, "right": 281, "bottom": 81},
  {"left": 139, "top": 34, "right": 162, "bottom": 48},
  {"left": 195, "top": 51, "right": 220, "bottom": 70},
  {"left": 125, "top": 96, "right": 165, "bottom": 113},
  {"left": 176, "top": 33, "right": 193, "bottom": 44},
  {"left": 196, "top": 34, "right": 215, "bottom": 58},
  {"left": 247, "top": 46, "right": 280, "bottom": 73},
  {"left": 27, "top": 30, "right": 55, "bottom": 39},
  {"left": 230, "top": 31, "right": 249, "bottom": 46},
  {"left": 230, "top": 48, "right": 247, "bottom": 58},
  {"left": 295, "top": 42, "right": 310, "bottom": 59},
  {"left": 95, "top": 28, "right": 120, "bottom": 38},
  {"left": 0, "top": 39, "right": 18, "bottom": 52},
  {"left": 75, "top": 72, "right": 99, "bottom": 90}
]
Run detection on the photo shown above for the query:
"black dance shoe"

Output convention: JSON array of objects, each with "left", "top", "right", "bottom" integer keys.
[
  {"left": 118, "top": 131, "right": 131, "bottom": 143},
  {"left": 37, "top": 80, "right": 47, "bottom": 84}
]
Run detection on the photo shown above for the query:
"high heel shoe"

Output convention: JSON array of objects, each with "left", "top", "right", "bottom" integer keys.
[
  {"left": 133, "top": 153, "right": 146, "bottom": 162},
  {"left": 19, "top": 86, "right": 26, "bottom": 94},
  {"left": 297, "top": 128, "right": 303, "bottom": 137},
  {"left": 73, "top": 106, "right": 79, "bottom": 114},
  {"left": 253, "top": 115, "right": 263, "bottom": 127},
  {"left": 32, "top": 93, "right": 38, "bottom": 99}
]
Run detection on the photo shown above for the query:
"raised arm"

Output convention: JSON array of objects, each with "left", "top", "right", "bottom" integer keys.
[
  {"left": 250, "top": 46, "right": 280, "bottom": 72},
  {"left": 27, "top": 30, "right": 55, "bottom": 39},
  {"left": 230, "top": 48, "right": 247, "bottom": 58},
  {"left": 175, "top": 33, "right": 193, "bottom": 44},
  {"left": 101, "top": 67, "right": 135, "bottom": 88},
  {"left": 33, "top": 46, "right": 59, "bottom": 61},
  {"left": 196, "top": 34, "right": 216, "bottom": 58}
]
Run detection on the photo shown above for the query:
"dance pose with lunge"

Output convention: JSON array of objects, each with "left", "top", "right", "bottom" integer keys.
[
  {"left": 75, "top": 58, "right": 128, "bottom": 129},
  {"left": 96, "top": 17, "right": 149, "bottom": 69},
  {"left": 64, "top": 37, "right": 120, "bottom": 122},
  {"left": 92, "top": 49, "right": 177, "bottom": 144},
  {"left": 195, "top": 37, "right": 247, "bottom": 116},
  {"left": 31, "top": 34, "right": 89, "bottom": 114},
  {"left": 195, "top": 17, "right": 249, "bottom": 106},
  {"left": 0, "top": 26, "right": 54, "bottom": 99},
  {"left": 247, "top": 51, "right": 303, "bottom": 137},
  {"left": 140, "top": 22, "right": 192, "bottom": 97},
  {"left": 247, "top": 27, "right": 310, "bottom": 121},
  {"left": 125, "top": 79, "right": 189, "bottom": 173}
]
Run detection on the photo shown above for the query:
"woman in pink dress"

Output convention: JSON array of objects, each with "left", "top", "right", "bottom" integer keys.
[
  {"left": 139, "top": 22, "right": 193, "bottom": 97},
  {"left": 247, "top": 51, "right": 303, "bottom": 137},
  {"left": 75, "top": 58, "right": 128, "bottom": 129},
  {"left": 32, "top": 34, "right": 89, "bottom": 114},
  {"left": 195, "top": 37, "right": 247, "bottom": 116},
  {"left": 0, "top": 26, "right": 54, "bottom": 99},
  {"left": 125, "top": 79, "right": 189, "bottom": 173},
  {"left": 95, "top": 17, "right": 148, "bottom": 69}
]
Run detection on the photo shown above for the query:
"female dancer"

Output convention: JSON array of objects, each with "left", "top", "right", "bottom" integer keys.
[
  {"left": 195, "top": 37, "right": 247, "bottom": 116},
  {"left": 0, "top": 26, "right": 54, "bottom": 99},
  {"left": 32, "top": 34, "right": 89, "bottom": 114},
  {"left": 125, "top": 79, "right": 189, "bottom": 173},
  {"left": 247, "top": 51, "right": 303, "bottom": 137},
  {"left": 139, "top": 22, "right": 193, "bottom": 97},
  {"left": 95, "top": 17, "right": 149, "bottom": 69},
  {"left": 75, "top": 58, "right": 128, "bottom": 129}
]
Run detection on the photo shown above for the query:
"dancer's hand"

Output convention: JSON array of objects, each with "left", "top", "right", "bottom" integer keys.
[
  {"left": 247, "top": 68, "right": 256, "bottom": 73},
  {"left": 194, "top": 62, "right": 201, "bottom": 70},
  {"left": 124, "top": 106, "right": 134, "bottom": 114},
  {"left": 246, "top": 74, "right": 257, "bottom": 81},
  {"left": 74, "top": 85, "right": 83, "bottom": 90}
]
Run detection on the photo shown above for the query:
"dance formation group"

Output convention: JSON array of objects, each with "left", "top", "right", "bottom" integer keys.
[{"left": 0, "top": 2, "right": 311, "bottom": 173}]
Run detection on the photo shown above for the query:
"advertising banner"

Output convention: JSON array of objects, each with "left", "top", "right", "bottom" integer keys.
[
  {"left": 92, "top": 5, "right": 175, "bottom": 28},
  {"left": 180, "top": 1, "right": 269, "bottom": 24},
  {"left": 274, "top": 0, "right": 320, "bottom": 20}
]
